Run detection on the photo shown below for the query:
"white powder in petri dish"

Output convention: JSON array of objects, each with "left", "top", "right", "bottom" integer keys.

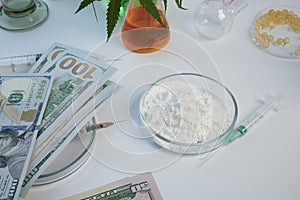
[{"left": 140, "top": 79, "right": 232, "bottom": 144}]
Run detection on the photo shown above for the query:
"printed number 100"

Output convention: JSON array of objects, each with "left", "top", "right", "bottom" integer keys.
[{"left": 59, "top": 57, "right": 97, "bottom": 80}]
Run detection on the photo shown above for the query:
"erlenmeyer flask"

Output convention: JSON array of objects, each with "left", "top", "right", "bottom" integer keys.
[
  {"left": 194, "top": 0, "right": 247, "bottom": 39},
  {"left": 121, "top": 0, "right": 170, "bottom": 53}
]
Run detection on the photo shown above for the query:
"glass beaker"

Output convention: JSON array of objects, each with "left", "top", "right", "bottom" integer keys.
[
  {"left": 0, "top": 0, "right": 48, "bottom": 30},
  {"left": 194, "top": 0, "right": 247, "bottom": 39},
  {"left": 121, "top": 0, "right": 170, "bottom": 53}
]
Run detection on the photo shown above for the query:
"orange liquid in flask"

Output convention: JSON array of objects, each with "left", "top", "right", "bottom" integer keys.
[{"left": 121, "top": 6, "right": 170, "bottom": 53}]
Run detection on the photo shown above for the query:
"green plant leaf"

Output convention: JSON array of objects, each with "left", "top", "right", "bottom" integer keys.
[
  {"left": 163, "top": 0, "right": 167, "bottom": 13},
  {"left": 106, "top": 0, "right": 121, "bottom": 41},
  {"left": 175, "top": 0, "right": 187, "bottom": 10},
  {"left": 91, "top": 2, "right": 99, "bottom": 22},
  {"left": 139, "top": 0, "right": 163, "bottom": 26},
  {"left": 75, "top": 0, "right": 97, "bottom": 14}
]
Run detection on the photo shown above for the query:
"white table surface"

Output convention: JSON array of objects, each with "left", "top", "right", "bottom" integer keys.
[{"left": 1, "top": 0, "right": 300, "bottom": 199}]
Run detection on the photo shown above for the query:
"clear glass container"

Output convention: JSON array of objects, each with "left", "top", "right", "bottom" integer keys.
[
  {"left": 139, "top": 73, "right": 238, "bottom": 154},
  {"left": 0, "top": 0, "right": 48, "bottom": 30},
  {"left": 251, "top": 5, "right": 300, "bottom": 59},
  {"left": 194, "top": 0, "right": 247, "bottom": 39},
  {"left": 121, "top": 0, "right": 170, "bottom": 53}
]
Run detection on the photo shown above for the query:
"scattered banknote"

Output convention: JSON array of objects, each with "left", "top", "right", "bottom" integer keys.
[
  {"left": 61, "top": 172, "right": 164, "bottom": 200},
  {"left": 0, "top": 53, "right": 42, "bottom": 73},
  {"left": 30, "top": 43, "right": 106, "bottom": 76},
  {"left": 20, "top": 43, "right": 118, "bottom": 196},
  {"left": 21, "top": 81, "right": 118, "bottom": 197},
  {"left": 0, "top": 74, "right": 53, "bottom": 200},
  {"left": 29, "top": 43, "right": 115, "bottom": 148}
]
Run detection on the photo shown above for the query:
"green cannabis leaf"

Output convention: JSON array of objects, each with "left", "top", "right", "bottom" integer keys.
[
  {"left": 139, "top": 0, "right": 163, "bottom": 26},
  {"left": 75, "top": 0, "right": 98, "bottom": 14},
  {"left": 91, "top": 2, "right": 99, "bottom": 21},
  {"left": 162, "top": 0, "right": 167, "bottom": 13},
  {"left": 175, "top": 0, "right": 187, "bottom": 10},
  {"left": 75, "top": 0, "right": 187, "bottom": 41},
  {"left": 106, "top": 0, "right": 121, "bottom": 42}
]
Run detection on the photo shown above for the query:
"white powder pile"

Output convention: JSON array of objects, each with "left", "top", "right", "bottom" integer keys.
[{"left": 140, "top": 79, "right": 232, "bottom": 144}]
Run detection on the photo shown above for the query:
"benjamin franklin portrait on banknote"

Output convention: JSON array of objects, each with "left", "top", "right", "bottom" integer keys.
[{"left": 0, "top": 129, "right": 32, "bottom": 179}]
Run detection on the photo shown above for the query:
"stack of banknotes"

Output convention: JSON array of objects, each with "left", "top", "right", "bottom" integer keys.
[
  {"left": 0, "top": 43, "right": 118, "bottom": 200},
  {"left": 62, "top": 173, "right": 163, "bottom": 200}
]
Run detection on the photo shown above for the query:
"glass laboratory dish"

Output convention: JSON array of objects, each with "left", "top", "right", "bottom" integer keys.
[
  {"left": 139, "top": 73, "right": 238, "bottom": 154},
  {"left": 34, "top": 118, "right": 96, "bottom": 185},
  {"left": 251, "top": 5, "right": 300, "bottom": 59}
]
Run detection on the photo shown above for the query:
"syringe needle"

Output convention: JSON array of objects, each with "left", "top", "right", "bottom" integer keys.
[
  {"left": 79, "top": 120, "right": 127, "bottom": 133},
  {"left": 225, "top": 96, "right": 280, "bottom": 145}
]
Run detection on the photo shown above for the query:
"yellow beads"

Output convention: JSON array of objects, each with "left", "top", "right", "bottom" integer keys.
[
  {"left": 294, "top": 49, "right": 300, "bottom": 57},
  {"left": 275, "top": 37, "right": 290, "bottom": 46},
  {"left": 252, "top": 8, "right": 300, "bottom": 56},
  {"left": 276, "top": 38, "right": 283, "bottom": 45},
  {"left": 283, "top": 37, "right": 290, "bottom": 44}
]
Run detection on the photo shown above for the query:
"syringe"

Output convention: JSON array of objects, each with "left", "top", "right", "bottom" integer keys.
[
  {"left": 78, "top": 120, "right": 127, "bottom": 134},
  {"left": 225, "top": 95, "right": 280, "bottom": 145}
]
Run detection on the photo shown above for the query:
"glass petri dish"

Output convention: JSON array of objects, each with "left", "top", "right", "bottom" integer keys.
[
  {"left": 251, "top": 5, "right": 300, "bottom": 59},
  {"left": 34, "top": 117, "right": 96, "bottom": 185},
  {"left": 139, "top": 73, "right": 238, "bottom": 154}
]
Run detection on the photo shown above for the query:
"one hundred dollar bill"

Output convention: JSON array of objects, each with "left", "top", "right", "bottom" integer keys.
[
  {"left": 20, "top": 81, "right": 118, "bottom": 197},
  {"left": 61, "top": 173, "right": 164, "bottom": 200},
  {"left": 29, "top": 44, "right": 117, "bottom": 149},
  {"left": 0, "top": 74, "right": 53, "bottom": 200},
  {"left": 30, "top": 43, "right": 106, "bottom": 75},
  {"left": 19, "top": 43, "right": 117, "bottom": 197}
]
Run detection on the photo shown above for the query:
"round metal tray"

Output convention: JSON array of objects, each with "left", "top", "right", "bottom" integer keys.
[{"left": 34, "top": 118, "right": 96, "bottom": 185}]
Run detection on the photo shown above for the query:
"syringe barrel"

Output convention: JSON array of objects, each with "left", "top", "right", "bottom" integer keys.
[{"left": 240, "top": 96, "right": 279, "bottom": 132}]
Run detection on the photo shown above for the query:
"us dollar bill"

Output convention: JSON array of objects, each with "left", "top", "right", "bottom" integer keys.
[
  {"left": 0, "top": 74, "right": 53, "bottom": 200},
  {"left": 0, "top": 53, "right": 42, "bottom": 73},
  {"left": 61, "top": 173, "right": 164, "bottom": 200},
  {"left": 20, "top": 81, "right": 118, "bottom": 197},
  {"left": 30, "top": 43, "right": 106, "bottom": 75},
  {"left": 29, "top": 45, "right": 117, "bottom": 149},
  {"left": 21, "top": 44, "right": 118, "bottom": 196}
]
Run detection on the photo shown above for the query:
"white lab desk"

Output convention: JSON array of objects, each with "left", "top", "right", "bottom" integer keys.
[{"left": 1, "top": 0, "right": 300, "bottom": 199}]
